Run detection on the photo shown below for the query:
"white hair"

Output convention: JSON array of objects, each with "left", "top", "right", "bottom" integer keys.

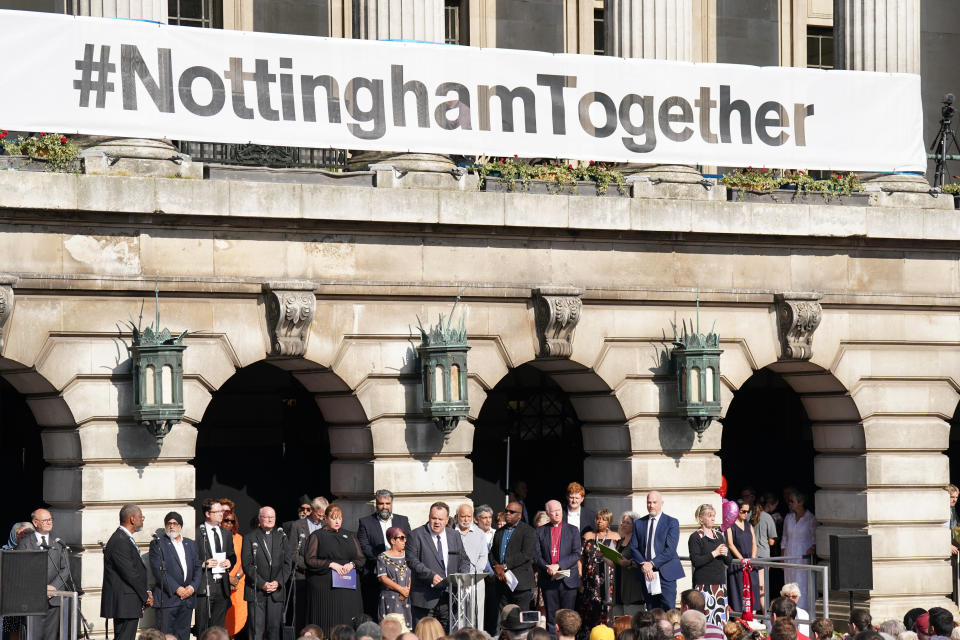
[{"left": 781, "top": 582, "right": 801, "bottom": 597}]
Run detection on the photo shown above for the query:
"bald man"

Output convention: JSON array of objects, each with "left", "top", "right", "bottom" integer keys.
[
  {"left": 242, "top": 507, "right": 292, "bottom": 640},
  {"left": 627, "top": 491, "right": 684, "bottom": 611},
  {"left": 17, "top": 508, "right": 72, "bottom": 640},
  {"left": 535, "top": 501, "right": 581, "bottom": 638}
]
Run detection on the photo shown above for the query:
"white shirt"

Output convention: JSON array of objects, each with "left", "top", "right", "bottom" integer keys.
[
  {"left": 202, "top": 523, "right": 224, "bottom": 554},
  {"left": 568, "top": 509, "right": 581, "bottom": 532},
  {"left": 458, "top": 524, "right": 490, "bottom": 574},
  {"left": 379, "top": 516, "right": 393, "bottom": 543},
  {"left": 480, "top": 527, "right": 495, "bottom": 549},
  {"left": 307, "top": 517, "right": 323, "bottom": 534},
  {"left": 34, "top": 532, "right": 51, "bottom": 547},
  {"left": 170, "top": 536, "right": 187, "bottom": 574}
]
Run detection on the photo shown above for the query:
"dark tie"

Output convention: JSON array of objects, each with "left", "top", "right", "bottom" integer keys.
[
  {"left": 646, "top": 517, "right": 655, "bottom": 559},
  {"left": 42, "top": 535, "right": 48, "bottom": 547},
  {"left": 436, "top": 534, "right": 445, "bottom": 575},
  {"left": 214, "top": 527, "right": 223, "bottom": 553}
]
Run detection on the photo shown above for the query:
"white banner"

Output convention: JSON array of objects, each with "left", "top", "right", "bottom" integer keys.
[{"left": 0, "top": 9, "right": 925, "bottom": 171}]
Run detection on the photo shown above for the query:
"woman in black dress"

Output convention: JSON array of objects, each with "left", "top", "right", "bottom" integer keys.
[
  {"left": 688, "top": 503, "right": 730, "bottom": 625},
  {"left": 726, "top": 498, "right": 760, "bottom": 615},
  {"left": 305, "top": 503, "right": 366, "bottom": 633}
]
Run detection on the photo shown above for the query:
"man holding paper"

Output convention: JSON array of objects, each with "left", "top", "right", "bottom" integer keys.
[
  {"left": 535, "top": 501, "right": 581, "bottom": 638},
  {"left": 627, "top": 491, "right": 684, "bottom": 611},
  {"left": 197, "top": 499, "right": 236, "bottom": 632},
  {"left": 406, "top": 502, "right": 469, "bottom": 628},
  {"left": 490, "top": 501, "right": 537, "bottom": 612}
]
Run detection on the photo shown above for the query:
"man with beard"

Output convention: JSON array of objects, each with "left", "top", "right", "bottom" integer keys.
[
  {"left": 357, "top": 490, "right": 411, "bottom": 617},
  {"left": 149, "top": 512, "right": 202, "bottom": 640},
  {"left": 101, "top": 504, "right": 153, "bottom": 640}
]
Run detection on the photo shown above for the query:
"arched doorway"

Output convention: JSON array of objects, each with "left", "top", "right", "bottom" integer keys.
[
  {"left": 195, "top": 360, "right": 332, "bottom": 529},
  {"left": 720, "top": 367, "right": 816, "bottom": 507},
  {"left": 0, "top": 374, "right": 43, "bottom": 521},
  {"left": 470, "top": 363, "right": 586, "bottom": 516}
]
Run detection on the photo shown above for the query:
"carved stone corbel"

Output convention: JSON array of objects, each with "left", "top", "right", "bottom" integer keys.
[
  {"left": 533, "top": 286, "right": 583, "bottom": 358},
  {"left": 0, "top": 275, "right": 17, "bottom": 352},
  {"left": 263, "top": 281, "right": 316, "bottom": 357},
  {"left": 775, "top": 292, "right": 823, "bottom": 361}
]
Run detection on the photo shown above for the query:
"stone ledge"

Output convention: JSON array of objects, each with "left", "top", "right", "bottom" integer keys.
[{"left": 0, "top": 172, "right": 955, "bottom": 243}]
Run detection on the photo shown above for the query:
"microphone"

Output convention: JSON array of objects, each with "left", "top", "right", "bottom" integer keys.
[
  {"left": 97, "top": 540, "right": 105, "bottom": 550},
  {"left": 252, "top": 542, "right": 259, "bottom": 549}
]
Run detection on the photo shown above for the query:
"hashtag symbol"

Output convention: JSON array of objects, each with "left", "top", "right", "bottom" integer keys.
[{"left": 74, "top": 44, "right": 116, "bottom": 109}]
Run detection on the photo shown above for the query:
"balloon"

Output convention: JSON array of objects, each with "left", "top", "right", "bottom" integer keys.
[
  {"left": 715, "top": 475, "right": 728, "bottom": 498},
  {"left": 721, "top": 499, "right": 738, "bottom": 532}
]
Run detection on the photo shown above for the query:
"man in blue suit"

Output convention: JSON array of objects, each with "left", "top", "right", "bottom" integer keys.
[
  {"left": 535, "top": 500, "right": 581, "bottom": 638},
  {"left": 628, "top": 491, "right": 684, "bottom": 611},
  {"left": 149, "top": 511, "right": 202, "bottom": 640}
]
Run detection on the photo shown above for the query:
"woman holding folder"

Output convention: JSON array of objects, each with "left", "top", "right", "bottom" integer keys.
[
  {"left": 579, "top": 509, "right": 620, "bottom": 630},
  {"left": 305, "top": 503, "right": 366, "bottom": 633}
]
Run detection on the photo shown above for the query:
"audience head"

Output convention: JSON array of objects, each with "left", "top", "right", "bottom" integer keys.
[
  {"left": 950, "top": 630, "right": 960, "bottom": 640},
  {"left": 695, "top": 504, "right": 716, "bottom": 529},
  {"left": 927, "top": 608, "right": 953, "bottom": 637},
  {"left": 414, "top": 617, "right": 445, "bottom": 640},
  {"left": 556, "top": 609, "right": 582, "bottom": 639},
  {"left": 567, "top": 482, "right": 586, "bottom": 511},
  {"left": 499, "top": 607, "right": 535, "bottom": 640},
  {"left": 379, "top": 615, "right": 405, "bottom": 640},
  {"left": 904, "top": 610, "right": 927, "bottom": 634},
  {"left": 312, "top": 496, "right": 329, "bottom": 523},
  {"left": 914, "top": 614, "right": 931, "bottom": 640},
  {"left": 398, "top": 634, "right": 418, "bottom": 640},
  {"left": 496, "top": 511, "right": 507, "bottom": 528},
  {"left": 771, "top": 619, "right": 798, "bottom": 640},
  {"left": 810, "top": 618, "right": 834, "bottom": 640},
  {"left": 631, "top": 611, "right": 655, "bottom": 632},
  {"left": 770, "top": 596, "right": 797, "bottom": 621},
  {"left": 532, "top": 511, "right": 549, "bottom": 527},
  {"left": 901, "top": 632, "right": 919, "bottom": 640},
  {"left": 300, "top": 625, "right": 324, "bottom": 640},
  {"left": 854, "top": 631, "right": 883, "bottom": 640},
  {"left": 589, "top": 625, "right": 615, "bottom": 640},
  {"left": 475, "top": 504, "right": 494, "bottom": 531},
  {"left": 528, "top": 629, "right": 552, "bottom": 640},
  {"left": 722, "top": 621, "right": 744, "bottom": 640},
  {"left": 199, "top": 628, "right": 230, "bottom": 640},
  {"left": 780, "top": 583, "right": 802, "bottom": 606},
  {"left": 680, "top": 588, "right": 706, "bottom": 614},
  {"left": 666, "top": 610, "right": 681, "bottom": 628},
  {"left": 618, "top": 631, "right": 638, "bottom": 640},
  {"left": 878, "top": 621, "right": 904, "bottom": 638},
  {"left": 137, "top": 630, "right": 165, "bottom": 640},
  {"left": 329, "top": 625, "right": 355, "bottom": 640},
  {"left": 452, "top": 630, "right": 486, "bottom": 640},
  {"left": 849, "top": 610, "right": 873, "bottom": 635},
  {"left": 656, "top": 620, "right": 674, "bottom": 640},
  {"left": 948, "top": 484, "right": 959, "bottom": 507},
  {"left": 355, "top": 622, "right": 381, "bottom": 640},
  {"left": 613, "top": 616, "right": 632, "bottom": 639},
  {"left": 679, "top": 610, "right": 706, "bottom": 640}
]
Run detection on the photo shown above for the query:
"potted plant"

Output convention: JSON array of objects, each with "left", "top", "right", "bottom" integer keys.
[
  {"left": 0, "top": 130, "right": 81, "bottom": 173},
  {"left": 475, "top": 157, "right": 628, "bottom": 197},
  {"left": 722, "top": 167, "right": 871, "bottom": 205}
]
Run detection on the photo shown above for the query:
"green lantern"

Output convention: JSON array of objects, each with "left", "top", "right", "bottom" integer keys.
[
  {"left": 127, "top": 288, "right": 187, "bottom": 447},
  {"left": 670, "top": 306, "right": 722, "bottom": 441},
  {"left": 417, "top": 298, "right": 470, "bottom": 440}
]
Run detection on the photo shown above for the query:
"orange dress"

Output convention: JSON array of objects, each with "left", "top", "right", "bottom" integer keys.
[{"left": 224, "top": 531, "right": 248, "bottom": 637}]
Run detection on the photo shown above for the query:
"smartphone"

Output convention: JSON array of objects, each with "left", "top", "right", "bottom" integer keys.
[{"left": 520, "top": 611, "right": 541, "bottom": 624}]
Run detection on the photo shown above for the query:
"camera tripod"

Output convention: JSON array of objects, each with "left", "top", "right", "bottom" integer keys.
[{"left": 931, "top": 93, "right": 960, "bottom": 188}]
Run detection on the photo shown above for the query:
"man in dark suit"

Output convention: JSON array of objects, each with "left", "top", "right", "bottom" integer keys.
[
  {"left": 101, "top": 504, "right": 153, "bottom": 640},
  {"left": 357, "top": 490, "right": 411, "bottom": 618},
  {"left": 149, "top": 511, "right": 202, "bottom": 640},
  {"left": 489, "top": 501, "right": 537, "bottom": 611},
  {"left": 535, "top": 501, "right": 581, "bottom": 638},
  {"left": 243, "top": 506, "right": 292, "bottom": 640},
  {"left": 16, "top": 508, "right": 72, "bottom": 640},
  {"left": 627, "top": 490, "right": 684, "bottom": 611},
  {"left": 288, "top": 496, "right": 328, "bottom": 630},
  {"left": 562, "top": 482, "right": 597, "bottom": 536},
  {"left": 196, "top": 498, "right": 236, "bottom": 632},
  {"left": 406, "top": 501, "right": 469, "bottom": 628}
]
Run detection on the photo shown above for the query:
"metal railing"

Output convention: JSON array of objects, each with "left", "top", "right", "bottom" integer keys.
[{"left": 175, "top": 141, "right": 348, "bottom": 170}]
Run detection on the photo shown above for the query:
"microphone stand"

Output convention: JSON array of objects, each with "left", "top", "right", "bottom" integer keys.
[
  {"left": 198, "top": 526, "right": 213, "bottom": 627},
  {"left": 97, "top": 540, "right": 110, "bottom": 640},
  {"left": 251, "top": 541, "right": 259, "bottom": 640},
  {"left": 57, "top": 539, "right": 92, "bottom": 640},
  {"left": 284, "top": 532, "right": 304, "bottom": 631}
]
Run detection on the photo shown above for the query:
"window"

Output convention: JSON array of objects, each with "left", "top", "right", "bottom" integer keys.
[
  {"left": 444, "top": 0, "right": 468, "bottom": 45},
  {"left": 593, "top": 4, "right": 605, "bottom": 55},
  {"left": 168, "top": 0, "right": 222, "bottom": 28},
  {"left": 806, "top": 26, "right": 833, "bottom": 69}
]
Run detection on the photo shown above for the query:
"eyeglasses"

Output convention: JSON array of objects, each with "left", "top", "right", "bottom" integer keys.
[
  {"left": 37, "top": 518, "right": 53, "bottom": 524},
  {"left": 739, "top": 509, "right": 750, "bottom": 514},
  {"left": 209, "top": 509, "right": 224, "bottom": 514},
  {"left": 223, "top": 518, "right": 236, "bottom": 523},
  {"left": 299, "top": 506, "right": 312, "bottom": 513},
  {"left": 505, "top": 509, "right": 522, "bottom": 515},
  {"left": 392, "top": 536, "right": 407, "bottom": 541},
  {"left": 165, "top": 521, "right": 180, "bottom": 527}
]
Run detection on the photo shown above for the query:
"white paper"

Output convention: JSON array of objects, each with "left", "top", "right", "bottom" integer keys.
[
  {"left": 211, "top": 551, "right": 226, "bottom": 575},
  {"left": 553, "top": 570, "right": 571, "bottom": 580},
  {"left": 505, "top": 570, "right": 519, "bottom": 592},
  {"left": 645, "top": 570, "right": 661, "bottom": 595},
  {"left": 0, "top": 9, "right": 926, "bottom": 172}
]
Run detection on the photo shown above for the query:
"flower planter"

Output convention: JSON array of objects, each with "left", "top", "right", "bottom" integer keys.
[
  {"left": 0, "top": 154, "right": 81, "bottom": 173},
  {"left": 481, "top": 176, "right": 628, "bottom": 197},
  {"left": 726, "top": 187, "right": 872, "bottom": 206}
]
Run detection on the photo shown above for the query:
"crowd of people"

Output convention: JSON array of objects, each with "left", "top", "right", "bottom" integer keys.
[{"left": 4, "top": 481, "right": 960, "bottom": 640}]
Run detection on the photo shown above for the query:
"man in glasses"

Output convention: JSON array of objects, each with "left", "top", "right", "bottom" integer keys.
[
  {"left": 289, "top": 496, "right": 329, "bottom": 629},
  {"left": 490, "top": 501, "right": 537, "bottom": 612},
  {"left": 197, "top": 498, "right": 236, "bottom": 632},
  {"left": 16, "top": 508, "right": 72, "bottom": 640},
  {"left": 149, "top": 511, "right": 202, "bottom": 640},
  {"left": 358, "top": 489, "right": 411, "bottom": 617}
]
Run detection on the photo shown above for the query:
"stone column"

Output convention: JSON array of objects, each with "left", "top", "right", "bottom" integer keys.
[
  {"left": 604, "top": 0, "right": 708, "bottom": 193},
  {"left": 67, "top": 2, "right": 201, "bottom": 178},
  {"left": 834, "top": 0, "right": 933, "bottom": 201},
  {"left": 347, "top": 0, "right": 459, "bottom": 179}
]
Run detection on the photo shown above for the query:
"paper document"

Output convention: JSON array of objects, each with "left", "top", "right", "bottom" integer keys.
[
  {"left": 211, "top": 552, "right": 226, "bottom": 575},
  {"left": 645, "top": 570, "right": 661, "bottom": 595},
  {"left": 552, "top": 569, "right": 571, "bottom": 580},
  {"left": 505, "top": 569, "right": 519, "bottom": 592}
]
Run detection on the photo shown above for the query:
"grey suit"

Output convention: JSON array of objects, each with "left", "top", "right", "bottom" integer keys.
[
  {"left": 16, "top": 532, "right": 72, "bottom": 640},
  {"left": 406, "top": 524, "right": 469, "bottom": 628}
]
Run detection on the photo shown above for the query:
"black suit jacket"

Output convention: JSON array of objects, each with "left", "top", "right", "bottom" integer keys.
[
  {"left": 534, "top": 523, "right": 581, "bottom": 589},
  {"left": 197, "top": 524, "right": 237, "bottom": 598},
  {"left": 148, "top": 534, "right": 202, "bottom": 609},
  {"left": 288, "top": 517, "right": 320, "bottom": 576},
  {"left": 357, "top": 513, "right": 412, "bottom": 571},
  {"left": 100, "top": 528, "right": 149, "bottom": 619},
  {"left": 16, "top": 533, "right": 71, "bottom": 606},
  {"left": 406, "top": 524, "right": 470, "bottom": 609},
  {"left": 563, "top": 506, "right": 597, "bottom": 536},
  {"left": 242, "top": 529, "right": 292, "bottom": 603},
  {"left": 489, "top": 521, "right": 537, "bottom": 591}
]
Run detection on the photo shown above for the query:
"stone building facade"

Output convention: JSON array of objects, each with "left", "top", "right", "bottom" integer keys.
[{"left": 1, "top": 0, "right": 960, "bottom": 629}]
